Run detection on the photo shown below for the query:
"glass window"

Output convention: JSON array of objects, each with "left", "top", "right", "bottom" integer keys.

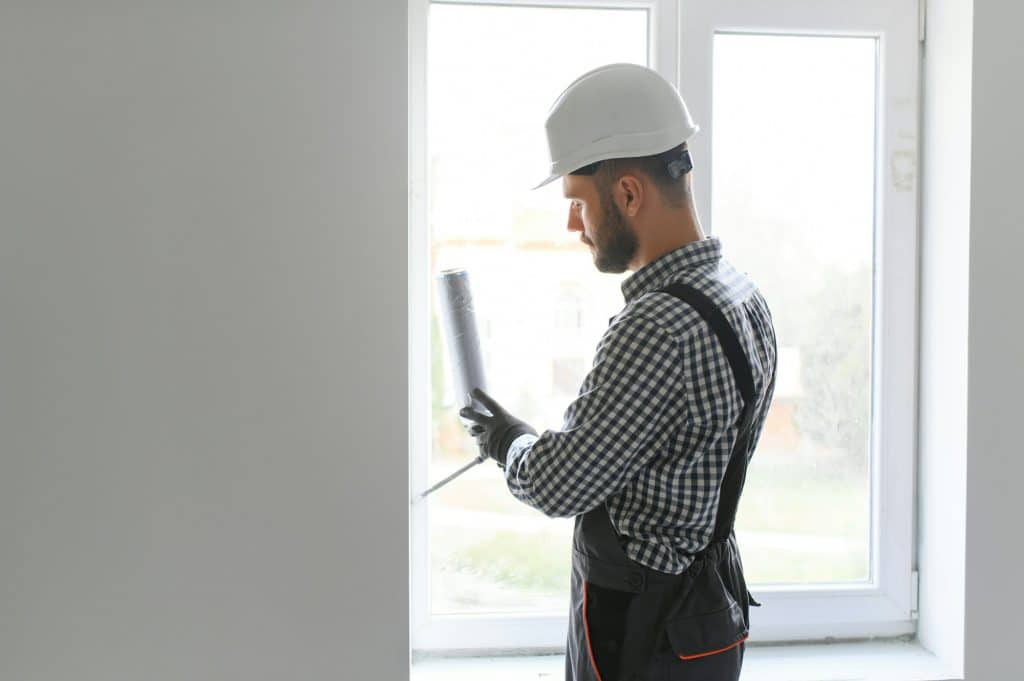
[{"left": 711, "top": 33, "right": 877, "bottom": 584}]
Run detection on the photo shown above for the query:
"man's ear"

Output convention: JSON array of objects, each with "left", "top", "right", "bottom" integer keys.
[{"left": 616, "top": 174, "right": 644, "bottom": 217}]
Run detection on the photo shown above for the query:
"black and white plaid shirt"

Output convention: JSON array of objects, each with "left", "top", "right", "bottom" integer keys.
[{"left": 504, "top": 235, "right": 778, "bottom": 574}]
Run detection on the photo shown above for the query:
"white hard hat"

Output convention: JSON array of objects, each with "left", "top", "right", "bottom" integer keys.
[{"left": 532, "top": 63, "right": 700, "bottom": 190}]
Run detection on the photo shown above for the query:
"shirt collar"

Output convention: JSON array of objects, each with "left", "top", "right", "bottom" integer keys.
[{"left": 620, "top": 235, "right": 723, "bottom": 303}]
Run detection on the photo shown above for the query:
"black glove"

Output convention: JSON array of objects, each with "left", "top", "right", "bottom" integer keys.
[{"left": 459, "top": 387, "right": 538, "bottom": 467}]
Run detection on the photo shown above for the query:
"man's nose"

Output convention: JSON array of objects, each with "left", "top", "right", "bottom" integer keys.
[{"left": 567, "top": 204, "right": 583, "bottom": 233}]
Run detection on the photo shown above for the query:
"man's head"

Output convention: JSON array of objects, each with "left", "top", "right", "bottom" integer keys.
[
  {"left": 562, "top": 142, "right": 694, "bottom": 273},
  {"left": 534, "top": 63, "right": 702, "bottom": 271}
]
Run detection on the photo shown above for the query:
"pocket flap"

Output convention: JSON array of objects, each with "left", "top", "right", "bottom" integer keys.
[{"left": 664, "top": 602, "right": 748, "bottom": 660}]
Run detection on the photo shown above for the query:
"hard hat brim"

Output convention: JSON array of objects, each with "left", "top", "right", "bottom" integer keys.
[{"left": 531, "top": 172, "right": 561, "bottom": 191}]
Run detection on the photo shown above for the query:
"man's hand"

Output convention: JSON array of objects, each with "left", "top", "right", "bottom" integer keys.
[{"left": 459, "top": 387, "right": 538, "bottom": 467}]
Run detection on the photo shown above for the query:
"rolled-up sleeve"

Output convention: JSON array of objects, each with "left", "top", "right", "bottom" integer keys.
[{"left": 503, "top": 312, "right": 685, "bottom": 517}]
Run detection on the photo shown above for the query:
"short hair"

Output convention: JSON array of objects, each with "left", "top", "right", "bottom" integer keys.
[{"left": 570, "top": 142, "right": 692, "bottom": 208}]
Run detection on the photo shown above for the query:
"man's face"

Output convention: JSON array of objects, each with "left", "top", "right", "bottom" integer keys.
[{"left": 563, "top": 174, "right": 638, "bottom": 274}]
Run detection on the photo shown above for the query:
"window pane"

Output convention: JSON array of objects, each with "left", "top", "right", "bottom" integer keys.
[
  {"left": 711, "top": 33, "right": 876, "bottom": 584},
  {"left": 427, "top": 3, "right": 647, "bottom": 615}
]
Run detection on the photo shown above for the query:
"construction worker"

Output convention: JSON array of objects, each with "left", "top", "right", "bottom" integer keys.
[{"left": 460, "top": 62, "right": 778, "bottom": 681}]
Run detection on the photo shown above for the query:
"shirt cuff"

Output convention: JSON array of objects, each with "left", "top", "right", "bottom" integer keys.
[{"left": 505, "top": 432, "right": 539, "bottom": 469}]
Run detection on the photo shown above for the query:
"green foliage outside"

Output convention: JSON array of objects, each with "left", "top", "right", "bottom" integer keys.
[
  {"left": 791, "top": 266, "right": 872, "bottom": 463},
  {"left": 449, "top": 530, "right": 570, "bottom": 592}
]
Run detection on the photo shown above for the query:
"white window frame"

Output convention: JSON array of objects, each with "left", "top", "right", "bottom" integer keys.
[{"left": 409, "top": 0, "right": 920, "bottom": 653}]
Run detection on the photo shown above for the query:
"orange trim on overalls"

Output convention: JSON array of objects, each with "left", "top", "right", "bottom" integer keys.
[
  {"left": 581, "top": 581, "right": 605, "bottom": 681},
  {"left": 677, "top": 633, "right": 749, "bottom": 661}
]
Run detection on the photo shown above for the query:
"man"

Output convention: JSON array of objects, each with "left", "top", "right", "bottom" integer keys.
[{"left": 460, "top": 63, "right": 778, "bottom": 681}]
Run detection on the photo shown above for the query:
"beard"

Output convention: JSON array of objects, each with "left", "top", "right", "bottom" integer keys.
[{"left": 591, "top": 191, "right": 639, "bottom": 273}]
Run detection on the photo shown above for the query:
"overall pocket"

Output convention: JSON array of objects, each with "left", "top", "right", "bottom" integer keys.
[
  {"left": 662, "top": 554, "right": 748, "bottom": 662},
  {"left": 663, "top": 600, "right": 748, "bottom": 661}
]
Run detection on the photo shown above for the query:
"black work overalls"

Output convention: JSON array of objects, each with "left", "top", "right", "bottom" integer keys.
[{"left": 565, "top": 281, "right": 775, "bottom": 681}]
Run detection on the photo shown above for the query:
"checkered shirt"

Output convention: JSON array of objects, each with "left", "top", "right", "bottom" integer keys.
[{"left": 504, "top": 235, "right": 778, "bottom": 574}]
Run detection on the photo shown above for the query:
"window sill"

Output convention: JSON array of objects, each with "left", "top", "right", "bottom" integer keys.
[{"left": 411, "top": 639, "right": 959, "bottom": 681}]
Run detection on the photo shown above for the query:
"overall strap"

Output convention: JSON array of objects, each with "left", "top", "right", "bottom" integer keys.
[{"left": 654, "top": 281, "right": 761, "bottom": 544}]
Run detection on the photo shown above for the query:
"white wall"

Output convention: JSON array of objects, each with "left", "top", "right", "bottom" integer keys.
[
  {"left": 917, "top": 0, "right": 971, "bottom": 675},
  {"left": 963, "top": 0, "right": 1024, "bottom": 678},
  {"left": 0, "top": 3, "right": 409, "bottom": 680},
  {"left": 903, "top": 1, "right": 1024, "bottom": 677}
]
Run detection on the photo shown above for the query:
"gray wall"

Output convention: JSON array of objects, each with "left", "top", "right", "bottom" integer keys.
[
  {"left": 964, "top": 0, "right": 1024, "bottom": 678},
  {"left": 0, "top": 3, "right": 409, "bottom": 680}
]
